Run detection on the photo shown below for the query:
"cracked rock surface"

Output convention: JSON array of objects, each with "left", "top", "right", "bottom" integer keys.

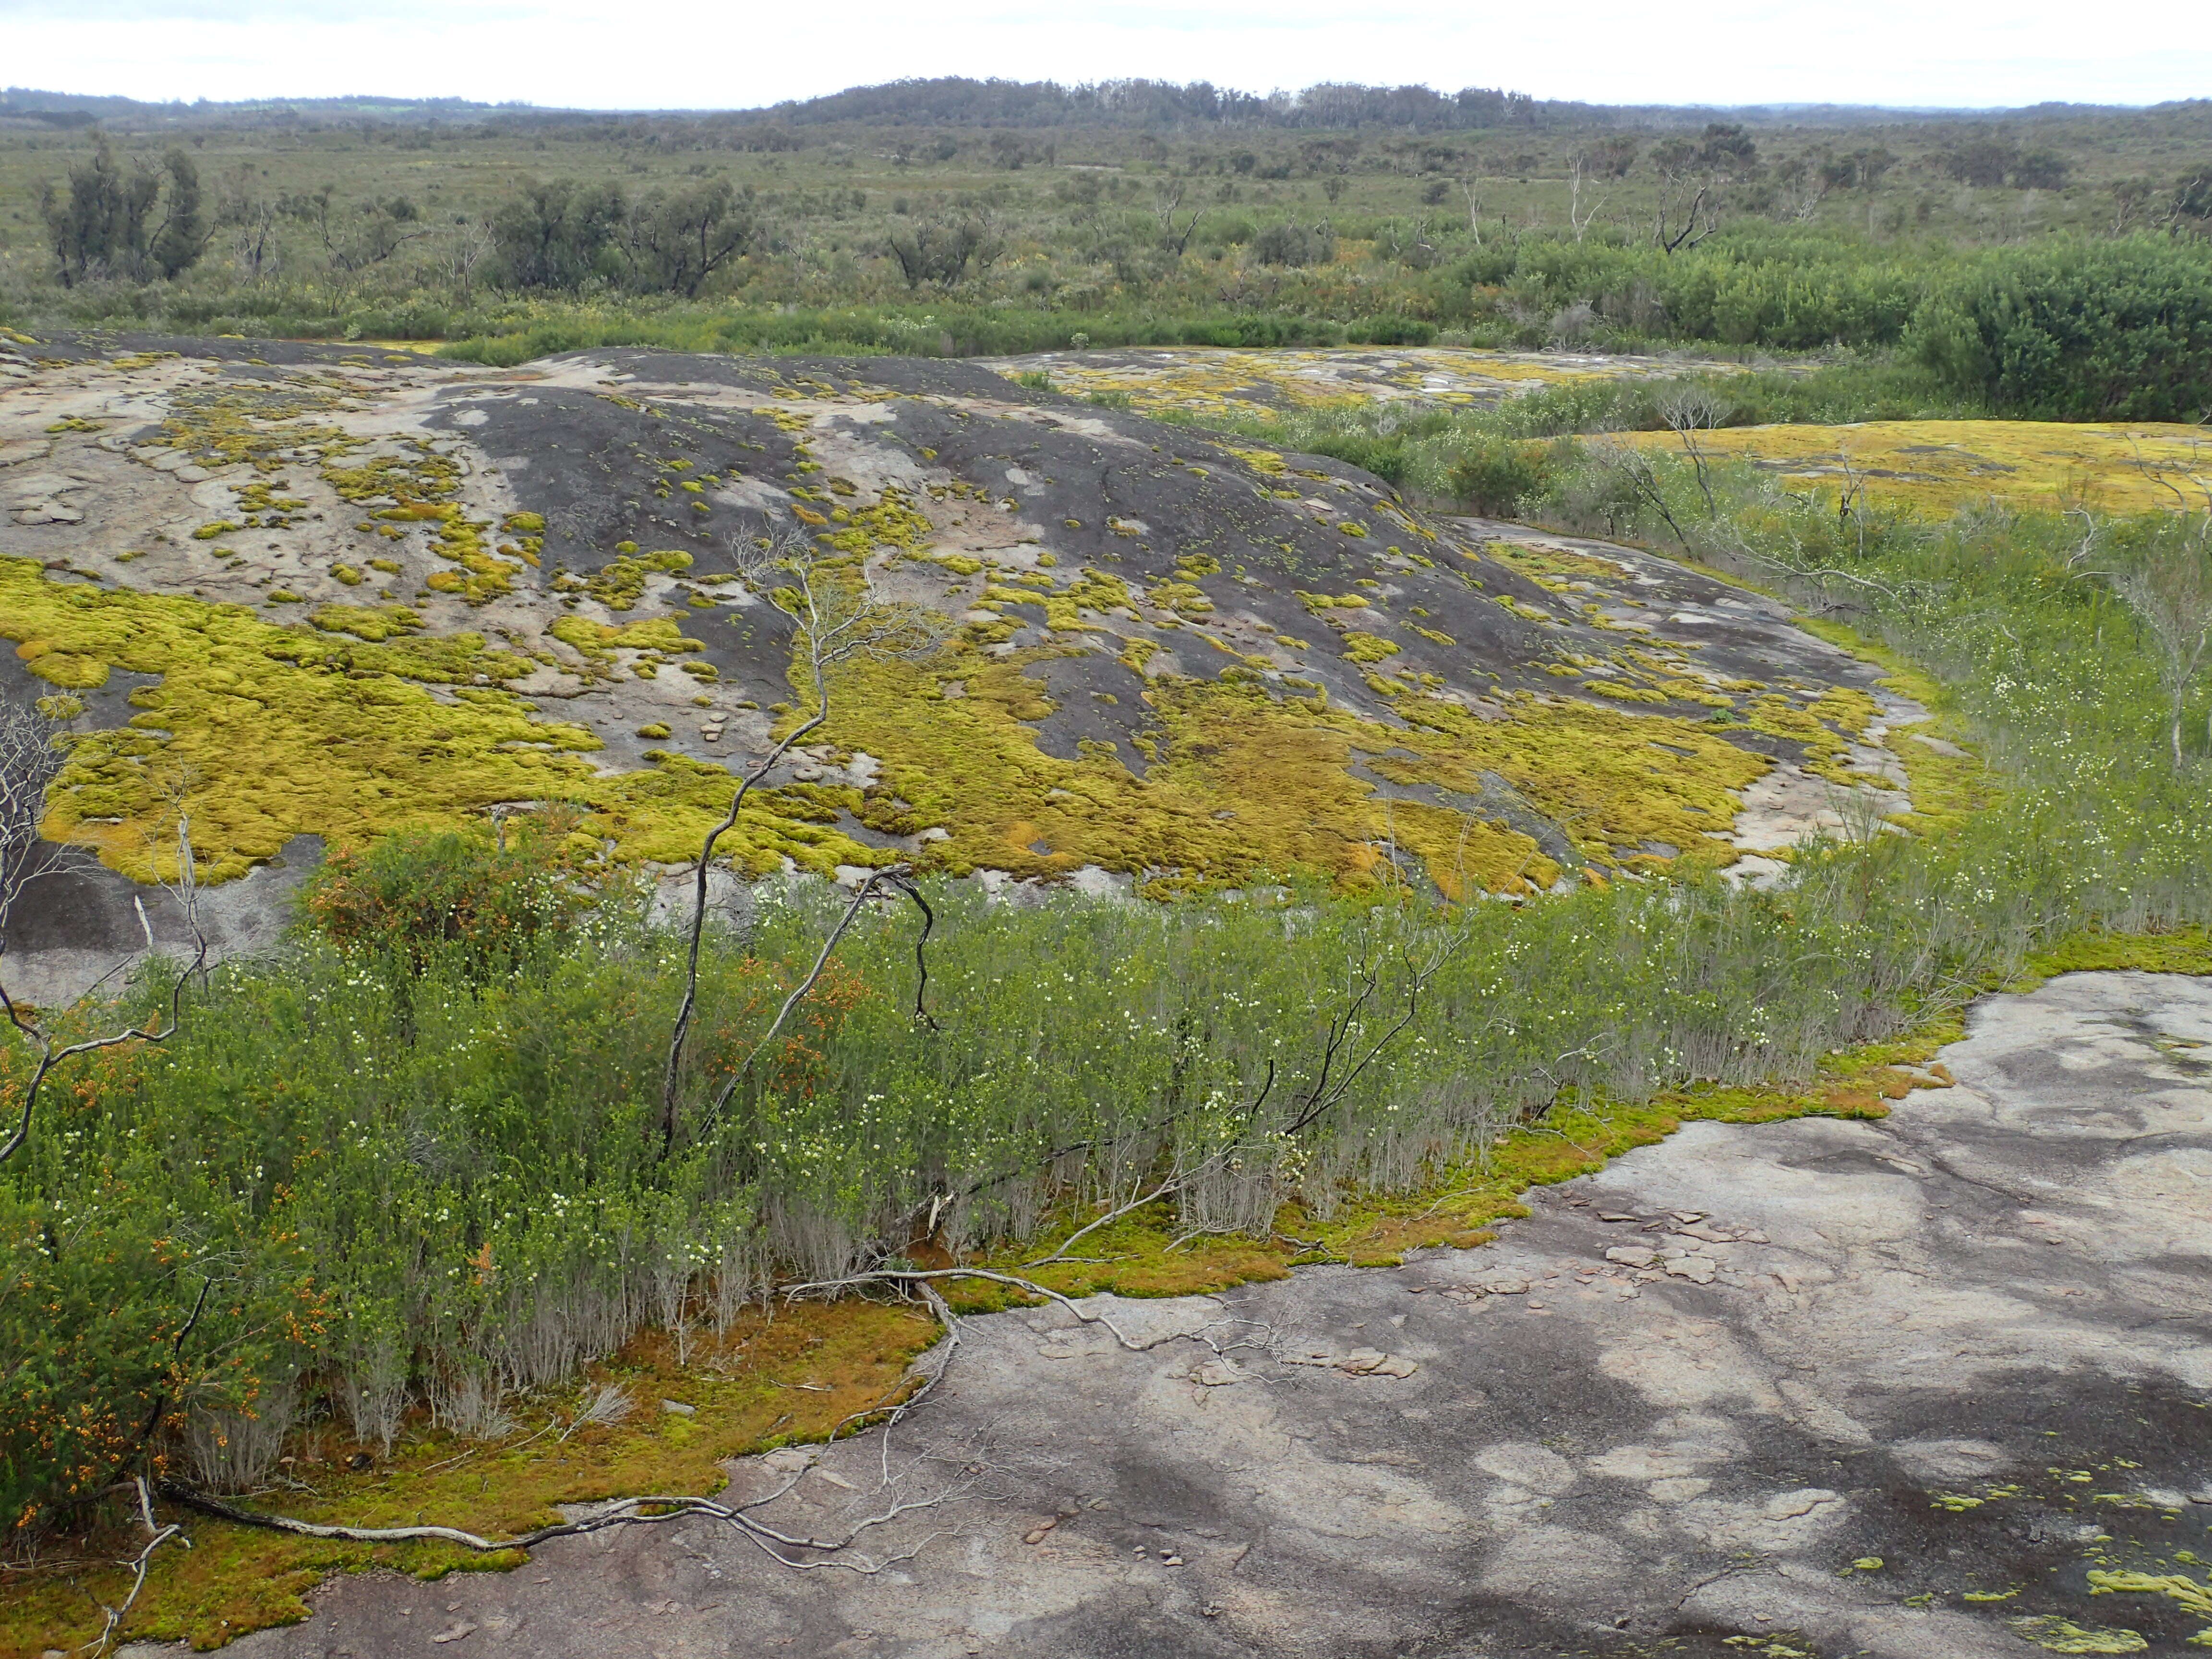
[{"left": 160, "top": 969, "right": 2212, "bottom": 1659}]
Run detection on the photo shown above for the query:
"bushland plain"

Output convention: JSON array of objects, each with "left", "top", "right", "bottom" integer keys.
[{"left": 0, "top": 72, "right": 2210, "bottom": 1656}]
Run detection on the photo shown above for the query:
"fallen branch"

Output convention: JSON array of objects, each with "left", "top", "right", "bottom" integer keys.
[
  {"left": 781, "top": 1265, "right": 1215, "bottom": 1354},
  {"left": 155, "top": 1476, "right": 955, "bottom": 1574},
  {"left": 72, "top": 1477, "right": 185, "bottom": 1659}
]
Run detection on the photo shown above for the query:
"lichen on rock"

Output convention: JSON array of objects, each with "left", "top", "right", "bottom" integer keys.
[{"left": 0, "top": 335, "right": 1948, "bottom": 895}]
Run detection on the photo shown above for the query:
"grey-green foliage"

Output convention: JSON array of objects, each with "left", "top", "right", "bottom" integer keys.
[
  {"left": 489, "top": 175, "right": 762, "bottom": 296},
  {"left": 38, "top": 134, "right": 207, "bottom": 286}
]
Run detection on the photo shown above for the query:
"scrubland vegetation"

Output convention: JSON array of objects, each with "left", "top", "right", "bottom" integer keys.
[
  {"left": 6, "top": 445, "right": 2209, "bottom": 1580},
  {"left": 3, "top": 74, "right": 2212, "bottom": 1648},
  {"left": 1, "top": 82, "right": 2208, "bottom": 416}
]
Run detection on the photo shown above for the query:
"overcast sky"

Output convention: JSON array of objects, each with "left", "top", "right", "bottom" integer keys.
[{"left": 4, "top": 0, "right": 2206, "bottom": 112}]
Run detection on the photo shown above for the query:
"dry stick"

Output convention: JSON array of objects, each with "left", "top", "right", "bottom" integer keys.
[
  {"left": 156, "top": 1480, "right": 949, "bottom": 1572},
  {"left": 1022, "top": 1168, "right": 1198, "bottom": 1268},
  {"left": 1010, "top": 1053, "right": 1279, "bottom": 1267},
  {"left": 660, "top": 696, "right": 828, "bottom": 1139},
  {"left": 1281, "top": 929, "right": 1461, "bottom": 1139},
  {"left": 73, "top": 1477, "right": 184, "bottom": 1659},
  {"left": 661, "top": 538, "right": 942, "bottom": 1142},
  {"left": 0, "top": 819, "right": 207, "bottom": 1166},
  {"left": 780, "top": 1265, "right": 1217, "bottom": 1354},
  {"left": 704, "top": 863, "right": 914, "bottom": 1125}
]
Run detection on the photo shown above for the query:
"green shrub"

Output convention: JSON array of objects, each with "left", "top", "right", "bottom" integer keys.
[
  {"left": 1914, "top": 237, "right": 2212, "bottom": 421},
  {"left": 1, "top": 1120, "right": 314, "bottom": 1539},
  {"left": 1444, "top": 434, "right": 1558, "bottom": 516},
  {"left": 300, "top": 811, "right": 595, "bottom": 973},
  {"left": 1346, "top": 314, "right": 1438, "bottom": 347}
]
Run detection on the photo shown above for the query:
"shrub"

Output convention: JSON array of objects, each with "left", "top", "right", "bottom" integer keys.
[
  {"left": 1445, "top": 434, "right": 1557, "bottom": 517},
  {"left": 0, "top": 1172, "right": 314, "bottom": 1538},
  {"left": 1346, "top": 314, "right": 1438, "bottom": 346},
  {"left": 300, "top": 811, "right": 595, "bottom": 973},
  {"left": 1914, "top": 237, "right": 2212, "bottom": 422},
  {"left": 1251, "top": 221, "right": 1336, "bottom": 267}
]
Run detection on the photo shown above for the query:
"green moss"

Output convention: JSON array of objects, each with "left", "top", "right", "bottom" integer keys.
[
  {"left": 0, "top": 559, "right": 862, "bottom": 885},
  {"left": 548, "top": 615, "right": 705, "bottom": 661},
  {"left": 583, "top": 550, "right": 694, "bottom": 611},
  {"left": 813, "top": 628, "right": 1773, "bottom": 895},
  {"left": 2007, "top": 1614, "right": 2152, "bottom": 1654},
  {"left": 1147, "top": 580, "right": 1214, "bottom": 617},
  {"left": 1342, "top": 632, "right": 1400, "bottom": 664},
  {"left": 1583, "top": 679, "right": 1668, "bottom": 703}
]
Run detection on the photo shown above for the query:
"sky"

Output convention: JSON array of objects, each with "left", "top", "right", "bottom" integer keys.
[{"left": 3, "top": 0, "right": 2207, "bottom": 112}]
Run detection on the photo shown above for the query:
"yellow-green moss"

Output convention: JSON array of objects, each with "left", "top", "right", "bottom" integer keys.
[
  {"left": 580, "top": 549, "right": 693, "bottom": 611},
  {"left": 0, "top": 560, "right": 869, "bottom": 884},
  {"left": 307, "top": 605, "right": 424, "bottom": 642},
  {"left": 1613, "top": 420, "right": 2212, "bottom": 517},
  {"left": 548, "top": 615, "right": 705, "bottom": 661},
  {"left": 816, "top": 634, "right": 1768, "bottom": 895},
  {"left": 1342, "top": 632, "right": 1400, "bottom": 664}
]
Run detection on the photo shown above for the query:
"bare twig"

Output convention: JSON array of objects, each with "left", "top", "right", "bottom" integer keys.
[
  {"left": 1, "top": 812, "right": 208, "bottom": 1166},
  {"left": 661, "top": 523, "right": 942, "bottom": 1149},
  {"left": 71, "top": 1476, "right": 185, "bottom": 1659}
]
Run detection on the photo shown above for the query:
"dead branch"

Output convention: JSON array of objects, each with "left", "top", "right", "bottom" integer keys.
[
  {"left": 71, "top": 1478, "right": 185, "bottom": 1659},
  {"left": 1567, "top": 156, "right": 1607, "bottom": 244},
  {"left": 156, "top": 1280, "right": 978, "bottom": 1577},
  {"left": 156, "top": 1479, "right": 954, "bottom": 1573},
  {"left": 1659, "top": 386, "right": 1731, "bottom": 517},
  {"left": 1281, "top": 924, "right": 1462, "bottom": 1138},
  {"left": 2096, "top": 517, "right": 2212, "bottom": 767},
  {"left": 1588, "top": 438, "right": 1696, "bottom": 556},
  {"left": 702, "top": 863, "right": 936, "bottom": 1129},
  {"left": 1654, "top": 182, "right": 1718, "bottom": 254},
  {"left": 0, "top": 690, "right": 84, "bottom": 935},
  {"left": 781, "top": 1265, "right": 1214, "bottom": 1354},
  {"left": 1, "top": 815, "right": 207, "bottom": 1166},
  {"left": 661, "top": 522, "right": 942, "bottom": 1147}
]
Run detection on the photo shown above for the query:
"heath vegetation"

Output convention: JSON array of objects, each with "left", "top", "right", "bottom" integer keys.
[{"left": 2, "top": 74, "right": 2211, "bottom": 1652}]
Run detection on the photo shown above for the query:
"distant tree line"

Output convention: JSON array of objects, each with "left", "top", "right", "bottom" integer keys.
[{"left": 744, "top": 77, "right": 1567, "bottom": 132}]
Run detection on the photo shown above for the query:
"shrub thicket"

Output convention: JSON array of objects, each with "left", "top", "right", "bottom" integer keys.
[
  {"left": 1912, "top": 237, "right": 2212, "bottom": 421},
  {"left": 7, "top": 466, "right": 2212, "bottom": 1536}
]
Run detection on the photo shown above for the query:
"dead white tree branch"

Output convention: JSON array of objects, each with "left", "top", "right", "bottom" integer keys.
[
  {"left": 661, "top": 521, "right": 944, "bottom": 1148},
  {"left": 68, "top": 1477, "right": 186, "bottom": 1659},
  {"left": 1, "top": 812, "right": 207, "bottom": 1166}
]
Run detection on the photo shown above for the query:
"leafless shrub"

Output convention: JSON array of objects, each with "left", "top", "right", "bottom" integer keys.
[
  {"left": 187, "top": 1374, "right": 301, "bottom": 1493},
  {"left": 427, "top": 1369, "right": 515, "bottom": 1441},
  {"left": 334, "top": 1337, "right": 409, "bottom": 1458},
  {"left": 559, "top": 1383, "right": 634, "bottom": 1441},
  {"left": 0, "top": 690, "right": 79, "bottom": 935},
  {"left": 2100, "top": 516, "right": 2212, "bottom": 767}
]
